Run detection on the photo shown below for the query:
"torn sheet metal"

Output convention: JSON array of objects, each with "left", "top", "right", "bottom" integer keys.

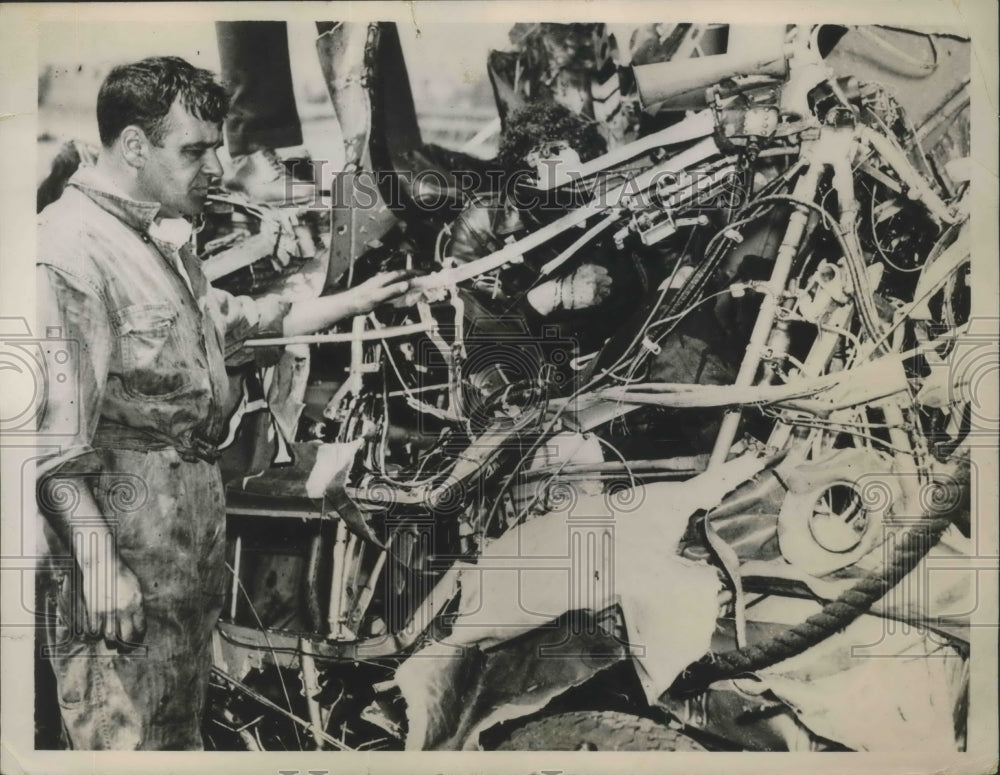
[
  {"left": 303, "top": 439, "right": 384, "bottom": 546},
  {"left": 757, "top": 612, "right": 967, "bottom": 751},
  {"left": 394, "top": 621, "right": 626, "bottom": 750},
  {"left": 396, "top": 453, "right": 773, "bottom": 748}
]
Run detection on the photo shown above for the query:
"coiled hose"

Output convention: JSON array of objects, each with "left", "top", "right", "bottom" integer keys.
[{"left": 670, "top": 514, "right": 953, "bottom": 695}]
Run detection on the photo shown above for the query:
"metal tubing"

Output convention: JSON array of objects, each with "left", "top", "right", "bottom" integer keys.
[
  {"left": 532, "top": 109, "right": 716, "bottom": 190},
  {"left": 348, "top": 539, "right": 391, "bottom": 632},
  {"left": 859, "top": 125, "right": 957, "bottom": 225},
  {"left": 246, "top": 321, "right": 435, "bottom": 348},
  {"left": 211, "top": 666, "right": 350, "bottom": 750},
  {"left": 229, "top": 534, "right": 242, "bottom": 621},
  {"left": 407, "top": 137, "right": 723, "bottom": 292},
  {"left": 327, "top": 519, "right": 349, "bottom": 639},
  {"left": 299, "top": 638, "right": 328, "bottom": 749},
  {"left": 708, "top": 155, "right": 823, "bottom": 470}
]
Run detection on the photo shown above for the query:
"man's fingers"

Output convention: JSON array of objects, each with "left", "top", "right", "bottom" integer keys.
[
  {"left": 111, "top": 594, "right": 146, "bottom": 649},
  {"left": 363, "top": 280, "right": 412, "bottom": 309},
  {"left": 84, "top": 570, "right": 104, "bottom": 637},
  {"left": 132, "top": 605, "right": 147, "bottom": 642},
  {"left": 116, "top": 608, "right": 146, "bottom": 649},
  {"left": 101, "top": 577, "right": 124, "bottom": 643},
  {"left": 368, "top": 270, "right": 409, "bottom": 288},
  {"left": 86, "top": 607, "right": 104, "bottom": 640},
  {"left": 379, "top": 280, "right": 412, "bottom": 298},
  {"left": 103, "top": 607, "right": 118, "bottom": 644}
]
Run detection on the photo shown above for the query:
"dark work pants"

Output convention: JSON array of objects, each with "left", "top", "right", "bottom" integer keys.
[
  {"left": 216, "top": 21, "right": 304, "bottom": 155},
  {"left": 43, "top": 450, "right": 227, "bottom": 749}
]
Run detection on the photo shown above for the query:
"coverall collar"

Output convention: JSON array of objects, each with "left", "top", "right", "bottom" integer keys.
[{"left": 66, "top": 163, "right": 164, "bottom": 235}]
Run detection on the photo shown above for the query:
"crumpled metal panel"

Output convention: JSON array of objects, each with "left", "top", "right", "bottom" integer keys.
[
  {"left": 823, "top": 26, "right": 970, "bottom": 128},
  {"left": 316, "top": 23, "right": 377, "bottom": 170},
  {"left": 395, "top": 622, "right": 626, "bottom": 750},
  {"left": 395, "top": 454, "right": 776, "bottom": 748},
  {"left": 315, "top": 22, "right": 400, "bottom": 291},
  {"left": 758, "top": 609, "right": 967, "bottom": 751}
]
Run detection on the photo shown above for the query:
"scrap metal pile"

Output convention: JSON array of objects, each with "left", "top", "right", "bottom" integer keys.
[{"left": 201, "top": 23, "right": 974, "bottom": 752}]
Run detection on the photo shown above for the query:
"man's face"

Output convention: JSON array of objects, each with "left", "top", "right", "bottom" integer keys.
[{"left": 136, "top": 98, "right": 223, "bottom": 218}]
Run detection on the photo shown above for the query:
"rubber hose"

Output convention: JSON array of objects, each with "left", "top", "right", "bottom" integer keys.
[{"left": 669, "top": 514, "right": 952, "bottom": 695}]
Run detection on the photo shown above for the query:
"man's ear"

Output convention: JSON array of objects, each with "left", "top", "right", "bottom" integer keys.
[{"left": 119, "top": 126, "right": 150, "bottom": 169}]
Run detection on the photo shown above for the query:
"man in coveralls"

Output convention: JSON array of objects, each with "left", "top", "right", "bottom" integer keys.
[{"left": 35, "top": 56, "right": 409, "bottom": 749}]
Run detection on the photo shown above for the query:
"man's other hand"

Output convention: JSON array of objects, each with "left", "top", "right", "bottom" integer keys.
[
  {"left": 560, "top": 263, "right": 612, "bottom": 310},
  {"left": 527, "top": 263, "right": 613, "bottom": 315},
  {"left": 81, "top": 554, "right": 147, "bottom": 650}
]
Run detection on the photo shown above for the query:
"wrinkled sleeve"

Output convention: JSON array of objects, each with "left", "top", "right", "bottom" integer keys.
[
  {"left": 449, "top": 199, "right": 540, "bottom": 303},
  {"left": 207, "top": 286, "right": 291, "bottom": 367},
  {"left": 448, "top": 201, "right": 502, "bottom": 264},
  {"left": 35, "top": 264, "right": 112, "bottom": 480}
]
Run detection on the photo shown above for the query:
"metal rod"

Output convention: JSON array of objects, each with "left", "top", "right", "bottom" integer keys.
[
  {"left": 859, "top": 125, "right": 957, "bottom": 224},
  {"left": 335, "top": 532, "right": 358, "bottom": 639},
  {"left": 328, "top": 518, "right": 348, "bottom": 638},
  {"left": 298, "top": 638, "right": 327, "bottom": 749},
  {"left": 246, "top": 321, "right": 435, "bottom": 348},
  {"left": 532, "top": 109, "right": 716, "bottom": 190},
  {"left": 708, "top": 153, "right": 823, "bottom": 470},
  {"left": 211, "top": 666, "right": 350, "bottom": 750},
  {"left": 702, "top": 143, "right": 822, "bottom": 653},
  {"left": 524, "top": 455, "right": 708, "bottom": 479},
  {"left": 766, "top": 300, "right": 855, "bottom": 450},
  {"left": 229, "top": 533, "right": 242, "bottom": 621},
  {"left": 600, "top": 356, "right": 907, "bottom": 409},
  {"left": 391, "top": 565, "right": 462, "bottom": 652},
  {"left": 540, "top": 211, "right": 620, "bottom": 276},
  {"left": 407, "top": 136, "right": 723, "bottom": 292},
  {"left": 347, "top": 535, "right": 392, "bottom": 632}
]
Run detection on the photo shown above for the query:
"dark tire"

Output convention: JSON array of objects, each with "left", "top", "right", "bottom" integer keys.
[{"left": 494, "top": 711, "right": 707, "bottom": 751}]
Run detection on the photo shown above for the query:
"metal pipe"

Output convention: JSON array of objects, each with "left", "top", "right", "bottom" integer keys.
[
  {"left": 708, "top": 154, "right": 823, "bottom": 470},
  {"left": 882, "top": 400, "right": 923, "bottom": 509},
  {"left": 246, "top": 321, "right": 436, "bottom": 348},
  {"left": 602, "top": 352, "right": 907, "bottom": 410},
  {"left": 766, "top": 299, "right": 855, "bottom": 450},
  {"left": 304, "top": 529, "right": 326, "bottom": 632},
  {"left": 390, "top": 565, "right": 462, "bottom": 652},
  {"left": 524, "top": 456, "right": 708, "bottom": 481},
  {"left": 336, "top": 532, "right": 358, "bottom": 639},
  {"left": 298, "top": 638, "right": 327, "bottom": 749},
  {"left": 229, "top": 534, "right": 242, "bottom": 621},
  {"left": 210, "top": 666, "right": 350, "bottom": 750},
  {"left": 532, "top": 109, "right": 716, "bottom": 190},
  {"left": 859, "top": 125, "right": 957, "bottom": 225},
  {"left": 701, "top": 149, "right": 823, "bottom": 651},
  {"left": 539, "top": 211, "right": 620, "bottom": 276},
  {"left": 347, "top": 536, "right": 392, "bottom": 633},
  {"left": 327, "top": 519, "right": 349, "bottom": 639},
  {"left": 407, "top": 136, "right": 723, "bottom": 292}
]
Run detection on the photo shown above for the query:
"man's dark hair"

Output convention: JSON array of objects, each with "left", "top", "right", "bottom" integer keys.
[{"left": 96, "top": 56, "right": 229, "bottom": 147}]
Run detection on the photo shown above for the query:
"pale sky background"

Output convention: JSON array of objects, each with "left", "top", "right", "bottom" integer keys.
[{"left": 37, "top": 20, "right": 513, "bottom": 173}]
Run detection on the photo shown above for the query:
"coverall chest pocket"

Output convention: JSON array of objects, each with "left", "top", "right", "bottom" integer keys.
[{"left": 114, "top": 303, "right": 191, "bottom": 400}]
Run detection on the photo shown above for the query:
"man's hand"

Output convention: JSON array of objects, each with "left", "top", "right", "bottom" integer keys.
[
  {"left": 80, "top": 552, "right": 146, "bottom": 649},
  {"left": 282, "top": 270, "right": 413, "bottom": 336},
  {"left": 38, "top": 474, "right": 147, "bottom": 650},
  {"left": 350, "top": 270, "right": 413, "bottom": 315},
  {"left": 527, "top": 263, "right": 613, "bottom": 315},
  {"left": 560, "top": 263, "right": 612, "bottom": 309}
]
